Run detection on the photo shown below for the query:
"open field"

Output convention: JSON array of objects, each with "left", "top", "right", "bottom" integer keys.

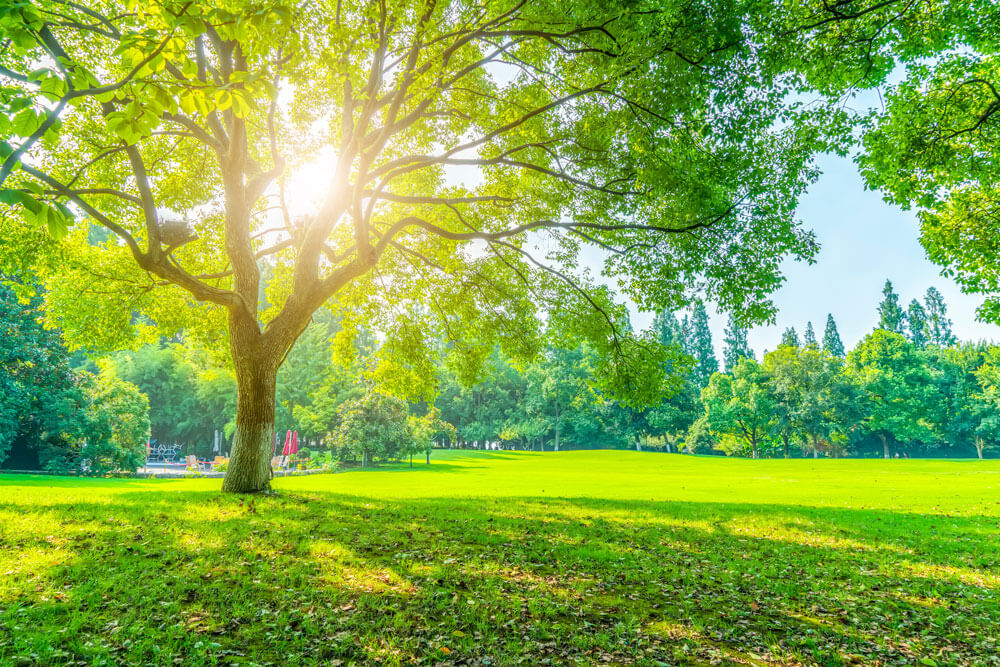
[{"left": 1, "top": 451, "right": 999, "bottom": 666}]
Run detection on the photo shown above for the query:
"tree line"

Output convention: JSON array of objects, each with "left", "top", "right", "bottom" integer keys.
[{"left": 7, "top": 271, "right": 996, "bottom": 473}]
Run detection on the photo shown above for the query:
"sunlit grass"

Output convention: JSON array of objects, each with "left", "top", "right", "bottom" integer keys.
[{"left": 1, "top": 451, "right": 999, "bottom": 665}]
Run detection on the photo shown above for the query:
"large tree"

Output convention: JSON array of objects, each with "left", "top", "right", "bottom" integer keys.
[{"left": 0, "top": 0, "right": 920, "bottom": 491}]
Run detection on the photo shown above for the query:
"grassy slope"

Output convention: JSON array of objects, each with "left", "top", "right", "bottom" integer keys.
[{"left": 1, "top": 451, "right": 998, "bottom": 666}]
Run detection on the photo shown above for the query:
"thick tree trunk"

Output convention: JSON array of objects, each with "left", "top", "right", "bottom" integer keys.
[
  {"left": 782, "top": 434, "right": 790, "bottom": 459},
  {"left": 222, "top": 355, "right": 278, "bottom": 494},
  {"left": 881, "top": 433, "right": 890, "bottom": 459},
  {"left": 975, "top": 437, "right": 984, "bottom": 460},
  {"left": 221, "top": 308, "right": 285, "bottom": 494}
]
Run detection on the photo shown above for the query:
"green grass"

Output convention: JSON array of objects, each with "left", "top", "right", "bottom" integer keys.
[{"left": 1, "top": 451, "right": 999, "bottom": 666}]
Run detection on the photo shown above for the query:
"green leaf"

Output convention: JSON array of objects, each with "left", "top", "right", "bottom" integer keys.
[
  {"left": 215, "top": 90, "right": 232, "bottom": 111},
  {"left": 45, "top": 206, "right": 71, "bottom": 240}
]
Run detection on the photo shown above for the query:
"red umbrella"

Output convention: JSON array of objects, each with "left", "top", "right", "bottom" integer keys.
[
  {"left": 290, "top": 431, "right": 299, "bottom": 455},
  {"left": 281, "top": 430, "right": 292, "bottom": 456}
]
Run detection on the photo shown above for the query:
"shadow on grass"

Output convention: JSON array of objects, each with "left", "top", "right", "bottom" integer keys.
[{"left": 0, "top": 487, "right": 998, "bottom": 666}]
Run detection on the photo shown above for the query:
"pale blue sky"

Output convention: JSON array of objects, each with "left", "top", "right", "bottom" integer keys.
[{"left": 632, "top": 153, "right": 1000, "bottom": 357}]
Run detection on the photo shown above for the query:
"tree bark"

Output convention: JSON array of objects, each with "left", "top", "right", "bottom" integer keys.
[
  {"left": 881, "top": 433, "right": 890, "bottom": 459},
  {"left": 554, "top": 421, "right": 560, "bottom": 452},
  {"left": 782, "top": 434, "right": 790, "bottom": 459},
  {"left": 975, "top": 437, "right": 984, "bottom": 460},
  {"left": 221, "top": 348, "right": 278, "bottom": 494}
]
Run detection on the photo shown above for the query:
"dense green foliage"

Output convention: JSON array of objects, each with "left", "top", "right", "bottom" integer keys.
[
  {"left": 0, "top": 283, "right": 149, "bottom": 472},
  {"left": 58, "top": 283, "right": 992, "bottom": 464},
  {"left": 860, "top": 13, "right": 1000, "bottom": 321},
  {"left": 2, "top": 451, "right": 999, "bottom": 665}
]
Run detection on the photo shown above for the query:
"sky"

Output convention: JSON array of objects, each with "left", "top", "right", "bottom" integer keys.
[{"left": 629, "top": 153, "right": 1000, "bottom": 357}]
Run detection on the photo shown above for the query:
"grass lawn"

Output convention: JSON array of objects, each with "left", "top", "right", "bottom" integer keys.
[{"left": 1, "top": 451, "right": 999, "bottom": 666}]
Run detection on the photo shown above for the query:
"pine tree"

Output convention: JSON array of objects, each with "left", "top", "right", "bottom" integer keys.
[
  {"left": 906, "top": 299, "right": 929, "bottom": 347},
  {"left": 679, "top": 314, "right": 693, "bottom": 357},
  {"left": 803, "top": 321, "right": 817, "bottom": 347},
  {"left": 722, "top": 314, "right": 755, "bottom": 372},
  {"left": 822, "top": 314, "right": 845, "bottom": 357},
  {"left": 689, "top": 301, "right": 718, "bottom": 386},
  {"left": 651, "top": 310, "right": 683, "bottom": 348},
  {"left": 780, "top": 327, "right": 800, "bottom": 347},
  {"left": 924, "top": 286, "right": 957, "bottom": 346},
  {"left": 877, "top": 280, "right": 905, "bottom": 333}
]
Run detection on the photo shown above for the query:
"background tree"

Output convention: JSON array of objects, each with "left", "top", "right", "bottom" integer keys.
[
  {"left": 846, "top": 331, "right": 934, "bottom": 458},
  {"left": 722, "top": 314, "right": 754, "bottom": 372},
  {"left": 781, "top": 327, "right": 800, "bottom": 348},
  {"left": 877, "top": 280, "right": 905, "bottom": 334},
  {"left": 688, "top": 301, "right": 719, "bottom": 387},
  {"left": 906, "top": 299, "right": 928, "bottom": 347},
  {"left": 701, "top": 358, "right": 774, "bottom": 459},
  {"left": 924, "top": 287, "right": 957, "bottom": 347},
  {"left": 765, "top": 345, "right": 857, "bottom": 458},
  {"left": 0, "top": 0, "right": 886, "bottom": 492},
  {"left": 823, "top": 314, "right": 845, "bottom": 358},
  {"left": 526, "top": 346, "right": 595, "bottom": 452},
  {"left": 71, "top": 367, "right": 151, "bottom": 474},
  {"left": 928, "top": 343, "right": 993, "bottom": 458},
  {"left": 973, "top": 347, "right": 1000, "bottom": 458},
  {"left": 332, "top": 391, "right": 412, "bottom": 466},
  {"left": 0, "top": 282, "right": 84, "bottom": 469},
  {"left": 803, "top": 321, "right": 817, "bottom": 348}
]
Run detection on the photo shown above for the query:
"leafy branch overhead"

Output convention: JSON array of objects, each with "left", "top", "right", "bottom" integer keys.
[{"left": 0, "top": 1, "right": 910, "bottom": 367}]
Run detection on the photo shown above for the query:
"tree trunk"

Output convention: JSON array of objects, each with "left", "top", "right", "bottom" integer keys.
[
  {"left": 782, "top": 434, "right": 790, "bottom": 459},
  {"left": 554, "top": 421, "right": 560, "bottom": 452},
  {"left": 221, "top": 351, "right": 278, "bottom": 494},
  {"left": 975, "top": 437, "right": 984, "bottom": 460},
  {"left": 881, "top": 433, "right": 890, "bottom": 459}
]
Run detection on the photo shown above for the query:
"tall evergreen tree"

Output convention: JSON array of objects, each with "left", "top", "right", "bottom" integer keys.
[
  {"left": 722, "top": 314, "right": 755, "bottom": 372},
  {"left": 877, "top": 280, "right": 905, "bottom": 333},
  {"left": 803, "top": 321, "right": 817, "bottom": 347},
  {"left": 924, "top": 287, "right": 957, "bottom": 346},
  {"left": 906, "top": 299, "right": 929, "bottom": 347},
  {"left": 679, "top": 314, "right": 693, "bottom": 358},
  {"left": 651, "top": 311, "right": 683, "bottom": 349},
  {"left": 822, "top": 314, "right": 845, "bottom": 358},
  {"left": 689, "top": 301, "right": 719, "bottom": 387},
  {"left": 781, "top": 327, "right": 800, "bottom": 347}
]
